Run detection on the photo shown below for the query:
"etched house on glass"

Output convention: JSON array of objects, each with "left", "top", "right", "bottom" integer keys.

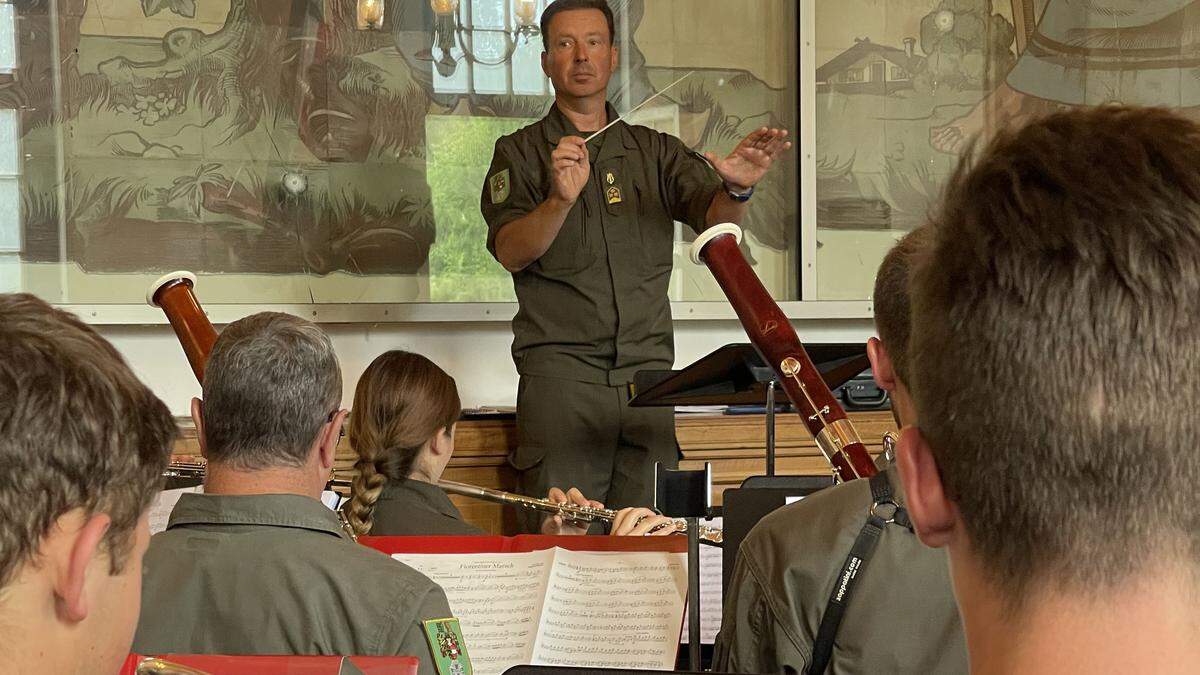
[{"left": 816, "top": 38, "right": 925, "bottom": 95}]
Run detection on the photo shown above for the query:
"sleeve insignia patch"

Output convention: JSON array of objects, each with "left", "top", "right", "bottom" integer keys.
[
  {"left": 489, "top": 169, "right": 510, "bottom": 205},
  {"left": 423, "top": 617, "right": 473, "bottom": 675}
]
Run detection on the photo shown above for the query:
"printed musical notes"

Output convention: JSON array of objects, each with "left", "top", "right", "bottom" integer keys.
[{"left": 393, "top": 548, "right": 687, "bottom": 675}]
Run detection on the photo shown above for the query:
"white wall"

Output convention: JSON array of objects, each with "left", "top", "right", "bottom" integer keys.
[{"left": 98, "top": 318, "right": 876, "bottom": 415}]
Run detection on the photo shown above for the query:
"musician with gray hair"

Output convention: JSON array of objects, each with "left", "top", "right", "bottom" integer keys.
[
  {"left": 481, "top": 0, "right": 791, "bottom": 530},
  {"left": 133, "top": 312, "right": 465, "bottom": 670}
]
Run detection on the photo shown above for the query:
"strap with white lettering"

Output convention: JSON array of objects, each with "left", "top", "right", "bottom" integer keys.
[{"left": 807, "top": 471, "right": 899, "bottom": 674}]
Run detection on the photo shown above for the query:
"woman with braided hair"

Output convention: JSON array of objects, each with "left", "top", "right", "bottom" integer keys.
[{"left": 346, "top": 350, "right": 674, "bottom": 537}]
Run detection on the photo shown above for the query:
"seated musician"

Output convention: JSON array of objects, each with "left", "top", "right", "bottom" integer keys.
[
  {"left": 133, "top": 313, "right": 464, "bottom": 672},
  {"left": 344, "top": 350, "right": 675, "bottom": 537},
  {"left": 898, "top": 107, "right": 1200, "bottom": 671},
  {"left": 0, "top": 294, "right": 176, "bottom": 675},
  {"left": 714, "top": 226, "right": 968, "bottom": 674}
]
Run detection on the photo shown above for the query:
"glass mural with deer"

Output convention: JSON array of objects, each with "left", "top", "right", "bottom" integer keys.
[{"left": 0, "top": 0, "right": 797, "bottom": 306}]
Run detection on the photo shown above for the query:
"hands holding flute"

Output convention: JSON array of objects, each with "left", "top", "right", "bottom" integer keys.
[{"left": 541, "top": 486, "right": 676, "bottom": 537}]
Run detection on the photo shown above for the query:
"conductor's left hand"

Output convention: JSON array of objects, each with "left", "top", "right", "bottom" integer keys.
[
  {"left": 540, "top": 486, "right": 603, "bottom": 536},
  {"left": 704, "top": 126, "right": 792, "bottom": 192}
]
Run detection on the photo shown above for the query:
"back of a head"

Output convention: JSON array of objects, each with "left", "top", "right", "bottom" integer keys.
[
  {"left": 872, "top": 226, "right": 931, "bottom": 385},
  {"left": 202, "top": 312, "right": 341, "bottom": 469},
  {"left": 911, "top": 107, "right": 1200, "bottom": 604},
  {"left": 0, "top": 293, "right": 176, "bottom": 588},
  {"left": 346, "top": 350, "right": 461, "bottom": 535}
]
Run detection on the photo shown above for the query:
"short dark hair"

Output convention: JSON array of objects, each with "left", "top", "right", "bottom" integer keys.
[
  {"left": 911, "top": 106, "right": 1200, "bottom": 607},
  {"left": 0, "top": 293, "right": 176, "bottom": 587},
  {"left": 540, "top": 0, "right": 615, "bottom": 51},
  {"left": 202, "top": 312, "right": 341, "bottom": 469},
  {"left": 872, "top": 226, "right": 931, "bottom": 384}
]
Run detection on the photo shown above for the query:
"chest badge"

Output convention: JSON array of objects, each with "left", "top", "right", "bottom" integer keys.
[
  {"left": 606, "top": 185, "right": 623, "bottom": 205},
  {"left": 606, "top": 171, "right": 615, "bottom": 185}
]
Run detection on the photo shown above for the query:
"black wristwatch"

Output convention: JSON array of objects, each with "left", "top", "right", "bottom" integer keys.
[{"left": 725, "top": 182, "right": 754, "bottom": 202}]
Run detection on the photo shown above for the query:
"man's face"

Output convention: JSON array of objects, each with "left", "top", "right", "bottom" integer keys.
[
  {"left": 542, "top": 9, "right": 617, "bottom": 100},
  {"left": 86, "top": 513, "right": 151, "bottom": 671}
]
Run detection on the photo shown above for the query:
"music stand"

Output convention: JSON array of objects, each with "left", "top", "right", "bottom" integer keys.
[
  {"left": 654, "top": 463, "right": 714, "bottom": 672},
  {"left": 630, "top": 343, "right": 869, "bottom": 476}
]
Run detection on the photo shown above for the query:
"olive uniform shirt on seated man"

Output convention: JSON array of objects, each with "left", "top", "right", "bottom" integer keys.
[
  {"left": 368, "top": 479, "right": 487, "bottom": 536},
  {"left": 481, "top": 102, "right": 722, "bottom": 525},
  {"left": 133, "top": 493, "right": 456, "bottom": 673},
  {"left": 713, "top": 461, "right": 967, "bottom": 675}
]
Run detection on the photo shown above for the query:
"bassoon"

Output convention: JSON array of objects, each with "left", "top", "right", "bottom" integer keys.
[
  {"left": 690, "top": 224, "right": 878, "bottom": 481},
  {"left": 146, "top": 271, "right": 361, "bottom": 540}
]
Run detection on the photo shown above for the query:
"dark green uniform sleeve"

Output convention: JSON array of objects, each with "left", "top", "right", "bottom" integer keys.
[
  {"left": 379, "top": 583, "right": 458, "bottom": 675},
  {"left": 659, "top": 133, "right": 723, "bottom": 233},
  {"left": 481, "top": 138, "right": 541, "bottom": 258},
  {"left": 713, "top": 544, "right": 810, "bottom": 674}
]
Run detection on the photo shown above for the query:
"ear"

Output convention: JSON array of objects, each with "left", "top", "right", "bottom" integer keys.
[
  {"left": 895, "top": 426, "right": 959, "bottom": 549},
  {"left": 541, "top": 50, "right": 549, "bottom": 77},
  {"left": 610, "top": 44, "right": 618, "bottom": 70},
  {"left": 318, "top": 409, "right": 348, "bottom": 471},
  {"left": 190, "top": 397, "right": 207, "bottom": 457},
  {"left": 429, "top": 424, "right": 457, "bottom": 457},
  {"left": 57, "top": 512, "right": 111, "bottom": 623},
  {"left": 866, "top": 337, "right": 898, "bottom": 393}
]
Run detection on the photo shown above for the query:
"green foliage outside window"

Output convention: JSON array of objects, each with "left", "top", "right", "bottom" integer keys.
[{"left": 426, "top": 116, "right": 534, "bottom": 302}]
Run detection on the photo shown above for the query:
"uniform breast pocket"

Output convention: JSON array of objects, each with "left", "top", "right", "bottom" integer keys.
[{"left": 538, "top": 202, "right": 593, "bottom": 274}]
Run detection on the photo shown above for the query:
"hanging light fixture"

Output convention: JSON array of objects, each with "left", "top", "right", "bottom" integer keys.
[
  {"left": 514, "top": 0, "right": 539, "bottom": 29},
  {"left": 356, "top": 0, "right": 385, "bottom": 30},
  {"left": 420, "top": 0, "right": 542, "bottom": 76}
]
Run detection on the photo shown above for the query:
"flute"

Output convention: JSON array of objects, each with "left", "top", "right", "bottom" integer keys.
[
  {"left": 163, "top": 459, "right": 723, "bottom": 545},
  {"left": 437, "top": 479, "right": 723, "bottom": 545}
]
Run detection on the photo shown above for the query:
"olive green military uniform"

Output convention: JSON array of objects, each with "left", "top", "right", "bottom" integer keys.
[
  {"left": 369, "top": 479, "right": 487, "bottom": 536},
  {"left": 133, "top": 493, "right": 459, "bottom": 674},
  {"left": 481, "top": 102, "right": 722, "bottom": 524},
  {"left": 713, "top": 462, "right": 967, "bottom": 674}
]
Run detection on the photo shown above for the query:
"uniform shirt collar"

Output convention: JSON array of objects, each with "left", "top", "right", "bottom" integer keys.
[
  {"left": 542, "top": 101, "right": 634, "bottom": 159},
  {"left": 166, "top": 492, "right": 349, "bottom": 540},
  {"left": 380, "top": 478, "right": 464, "bottom": 521}
]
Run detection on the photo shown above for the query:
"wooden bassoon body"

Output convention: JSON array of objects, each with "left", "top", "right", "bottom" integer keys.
[{"left": 690, "top": 224, "right": 878, "bottom": 481}]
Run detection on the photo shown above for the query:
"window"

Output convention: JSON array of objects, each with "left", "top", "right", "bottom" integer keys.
[{"left": 5, "top": 0, "right": 799, "bottom": 310}]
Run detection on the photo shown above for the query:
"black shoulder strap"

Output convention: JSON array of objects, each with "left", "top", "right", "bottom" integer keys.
[{"left": 807, "top": 471, "right": 911, "bottom": 675}]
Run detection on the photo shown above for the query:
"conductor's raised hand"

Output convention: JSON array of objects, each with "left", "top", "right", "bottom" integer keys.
[
  {"left": 610, "top": 507, "right": 676, "bottom": 537},
  {"left": 550, "top": 136, "right": 590, "bottom": 205},
  {"left": 541, "top": 486, "right": 604, "bottom": 536},
  {"left": 704, "top": 127, "right": 792, "bottom": 192}
]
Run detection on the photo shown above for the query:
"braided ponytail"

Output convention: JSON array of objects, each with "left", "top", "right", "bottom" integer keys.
[{"left": 347, "top": 351, "right": 462, "bottom": 536}]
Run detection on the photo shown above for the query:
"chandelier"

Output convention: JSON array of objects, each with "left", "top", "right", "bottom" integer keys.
[{"left": 419, "top": 0, "right": 542, "bottom": 76}]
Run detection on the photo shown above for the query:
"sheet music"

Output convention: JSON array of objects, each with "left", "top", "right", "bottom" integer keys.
[
  {"left": 149, "top": 486, "right": 201, "bottom": 535},
  {"left": 533, "top": 549, "right": 687, "bottom": 670},
  {"left": 681, "top": 517, "right": 724, "bottom": 643},
  {"left": 392, "top": 550, "right": 555, "bottom": 675}
]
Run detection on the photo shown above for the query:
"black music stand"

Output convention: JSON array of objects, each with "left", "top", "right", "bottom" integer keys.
[
  {"left": 630, "top": 343, "right": 869, "bottom": 476},
  {"left": 654, "top": 463, "right": 714, "bottom": 672}
]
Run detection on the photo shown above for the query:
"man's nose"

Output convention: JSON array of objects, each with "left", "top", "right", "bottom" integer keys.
[{"left": 573, "top": 44, "right": 589, "bottom": 62}]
